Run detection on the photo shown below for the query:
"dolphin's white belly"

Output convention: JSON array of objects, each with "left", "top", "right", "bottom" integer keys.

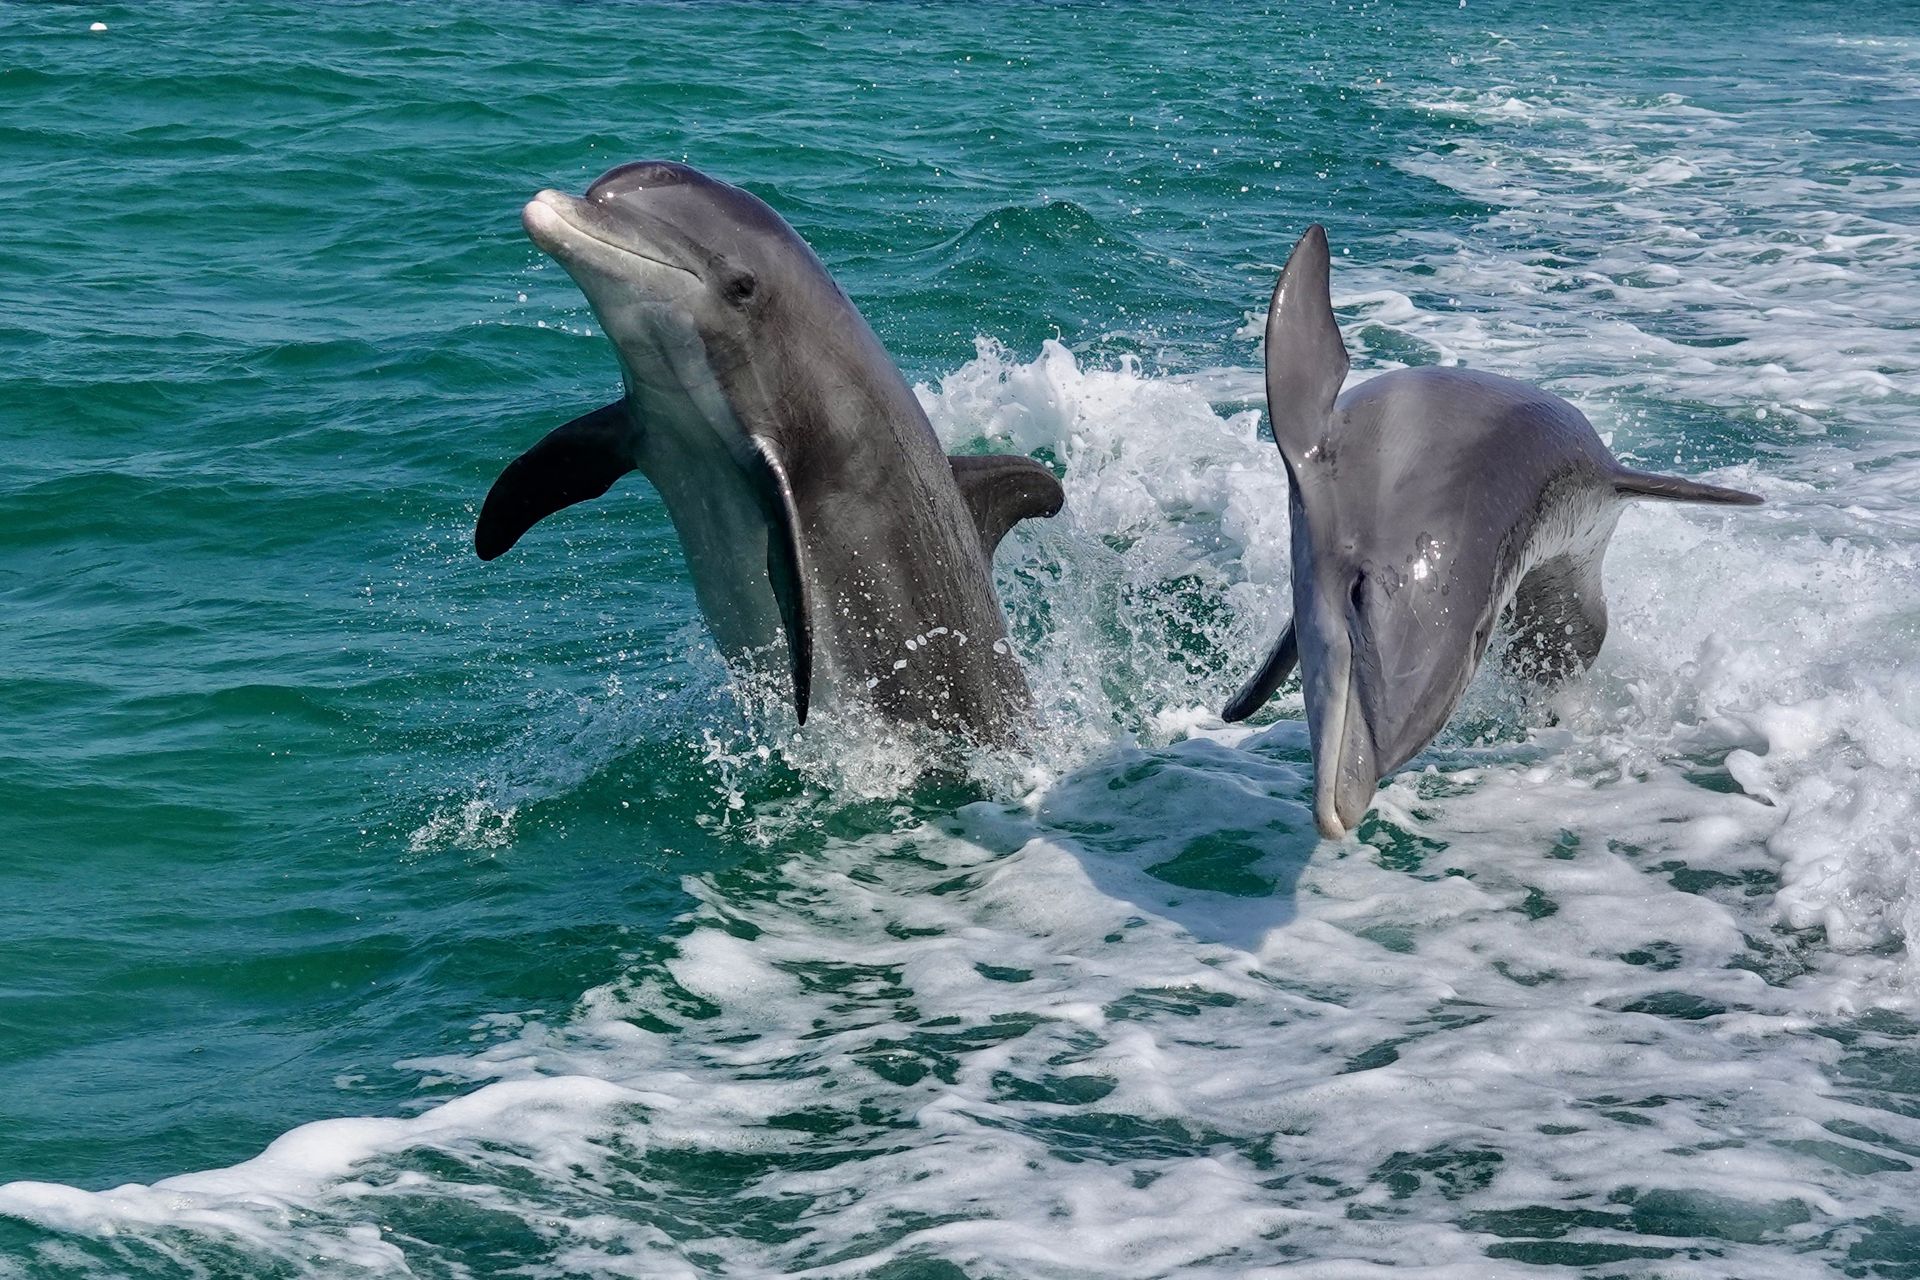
[
  {"left": 643, "top": 424, "right": 785, "bottom": 663},
  {"left": 621, "top": 317, "right": 786, "bottom": 666}
]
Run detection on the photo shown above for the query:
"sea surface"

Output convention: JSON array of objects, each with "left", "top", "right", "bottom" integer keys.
[{"left": 3, "top": 2, "right": 1919, "bottom": 1276}]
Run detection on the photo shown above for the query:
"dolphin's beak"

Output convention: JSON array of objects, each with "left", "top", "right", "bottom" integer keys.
[
  {"left": 1313, "top": 668, "right": 1379, "bottom": 837},
  {"left": 520, "top": 188, "right": 702, "bottom": 286},
  {"left": 1299, "top": 590, "right": 1382, "bottom": 838},
  {"left": 521, "top": 189, "right": 585, "bottom": 256},
  {"left": 521, "top": 190, "right": 584, "bottom": 266}
]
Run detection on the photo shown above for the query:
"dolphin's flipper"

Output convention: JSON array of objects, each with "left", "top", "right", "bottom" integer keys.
[
  {"left": 750, "top": 444, "right": 815, "bottom": 725},
  {"left": 475, "top": 402, "right": 635, "bottom": 560},
  {"left": 1613, "top": 469, "right": 1763, "bottom": 506},
  {"left": 1506, "top": 554, "right": 1608, "bottom": 683},
  {"left": 1221, "top": 622, "right": 1299, "bottom": 723},
  {"left": 1265, "top": 224, "right": 1350, "bottom": 471},
  {"left": 949, "top": 454, "right": 1065, "bottom": 559}
]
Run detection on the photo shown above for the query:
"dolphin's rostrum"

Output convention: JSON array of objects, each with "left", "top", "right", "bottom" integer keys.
[
  {"left": 1226, "top": 225, "right": 1763, "bottom": 838},
  {"left": 479, "top": 162, "right": 1062, "bottom": 741}
]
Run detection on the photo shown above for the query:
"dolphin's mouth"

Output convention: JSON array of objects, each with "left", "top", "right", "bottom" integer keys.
[
  {"left": 522, "top": 190, "right": 702, "bottom": 282},
  {"left": 1312, "top": 650, "right": 1379, "bottom": 839}
]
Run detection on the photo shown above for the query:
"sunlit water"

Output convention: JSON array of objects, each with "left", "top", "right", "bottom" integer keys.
[{"left": 3, "top": 2, "right": 1918, "bottom": 1276}]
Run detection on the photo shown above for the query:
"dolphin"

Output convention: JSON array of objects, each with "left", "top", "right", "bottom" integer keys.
[
  {"left": 1224, "top": 225, "right": 1763, "bottom": 837},
  {"left": 477, "top": 161, "right": 1062, "bottom": 741}
]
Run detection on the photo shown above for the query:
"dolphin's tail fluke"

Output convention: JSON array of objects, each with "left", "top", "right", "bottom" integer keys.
[{"left": 1613, "top": 468, "right": 1763, "bottom": 507}]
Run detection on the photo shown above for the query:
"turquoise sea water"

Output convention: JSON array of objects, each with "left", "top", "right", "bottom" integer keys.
[{"left": 4, "top": 1, "right": 1920, "bottom": 1274}]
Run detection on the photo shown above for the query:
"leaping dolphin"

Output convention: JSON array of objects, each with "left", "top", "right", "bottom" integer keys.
[
  {"left": 478, "top": 161, "right": 1062, "bottom": 742},
  {"left": 1224, "top": 225, "right": 1763, "bottom": 837}
]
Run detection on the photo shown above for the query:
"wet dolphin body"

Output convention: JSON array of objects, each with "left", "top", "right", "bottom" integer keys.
[
  {"left": 478, "top": 162, "right": 1062, "bottom": 741},
  {"left": 1224, "top": 226, "right": 1763, "bottom": 837}
]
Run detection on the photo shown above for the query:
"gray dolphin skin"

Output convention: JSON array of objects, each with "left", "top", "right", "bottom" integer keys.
[
  {"left": 1224, "top": 225, "right": 1763, "bottom": 838},
  {"left": 477, "top": 161, "right": 1063, "bottom": 741}
]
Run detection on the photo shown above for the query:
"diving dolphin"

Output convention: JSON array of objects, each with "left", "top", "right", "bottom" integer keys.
[
  {"left": 1224, "top": 225, "right": 1763, "bottom": 837},
  {"left": 478, "top": 161, "right": 1062, "bottom": 741}
]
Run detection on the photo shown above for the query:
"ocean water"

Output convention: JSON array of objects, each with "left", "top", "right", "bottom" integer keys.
[{"left": 3, "top": 0, "right": 1919, "bottom": 1274}]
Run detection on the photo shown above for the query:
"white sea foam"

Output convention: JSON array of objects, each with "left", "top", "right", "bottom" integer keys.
[
  {"left": 9, "top": 753, "right": 1916, "bottom": 1274},
  {"left": 918, "top": 337, "right": 1291, "bottom": 753}
]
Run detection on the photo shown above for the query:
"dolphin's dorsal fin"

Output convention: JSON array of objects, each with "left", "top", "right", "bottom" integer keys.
[
  {"left": 476, "top": 401, "right": 635, "bottom": 560},
  {"left": 1613, "top": 468, "right": 1763, "bottom": 507},
  {"left": 949, "top": 454, "right": 1065, "bottom": 559},
  {"left": 1265, "top": 224, "right": 1350, "bottom": 473},
  {"left": 749, "top": 442, "right": 816, "bottom": 725}
]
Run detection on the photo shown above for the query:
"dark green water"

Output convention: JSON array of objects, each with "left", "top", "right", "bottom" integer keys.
[{"left": 4, "top": 2, "right": 1920, "bottom": 1276}]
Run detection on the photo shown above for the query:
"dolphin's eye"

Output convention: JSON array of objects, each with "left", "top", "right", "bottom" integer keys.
[{"left": 723, "top": 270, "right": 758, "bottom": 306}]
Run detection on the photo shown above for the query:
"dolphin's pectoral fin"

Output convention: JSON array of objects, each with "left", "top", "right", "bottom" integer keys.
[
  {"left": 948, "top": 454, "right": 1065, "bottom": 560},
  {"left": 1222, "top": 622, "right": 1299, "bottom": 722},
  {"left": 1613, "top": 468, "right": 1763, "bottom": 507},
  {"left": 475, "top": 401, "right": 635, "bottom": 560},
  {"left": 749, "top": 444, "right": 815, "bottom": 725},
  {"left": 1265, "top": 225, "right": 1350, "bottom": 473},
  {"left": 1505, "top": 555, "right": 1607, "bottom": 683}
]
